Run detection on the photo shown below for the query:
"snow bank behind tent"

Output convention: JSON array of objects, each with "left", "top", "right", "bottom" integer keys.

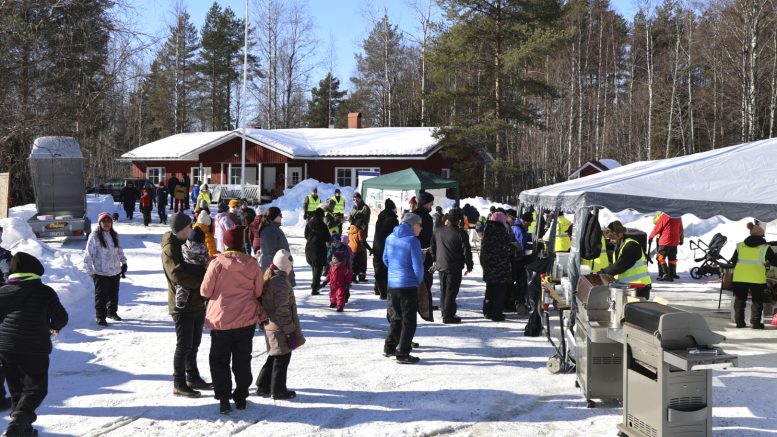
[{"left": 2, "top": 209, "right": 92, "bottom": 309}]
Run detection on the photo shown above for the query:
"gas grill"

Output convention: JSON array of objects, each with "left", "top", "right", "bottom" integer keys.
[{"left": 617, "top": 302, "right": 738, "bottom": 437}]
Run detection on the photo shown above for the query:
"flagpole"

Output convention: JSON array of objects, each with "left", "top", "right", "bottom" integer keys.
[{"left": 240, "top": 0, "right": 249, "bottom": 198}]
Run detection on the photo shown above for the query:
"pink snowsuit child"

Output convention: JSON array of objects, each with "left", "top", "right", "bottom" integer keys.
[{"left": 327, "top": 253, "right": 349, "bottom": 311}]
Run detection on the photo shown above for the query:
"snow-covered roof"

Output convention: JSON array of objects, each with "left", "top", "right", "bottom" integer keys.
[
  {"left": 120, "top": 127, "right": 441, "bottom": 161},
  {"left": 520, "top": 137, "right": 777, "bottom": 221},
  {"left": 120, "top": 131, "right": 236, "bottom": 160},
  {"left": 568, "top": 158, "right": 621, "bottom": 179}
]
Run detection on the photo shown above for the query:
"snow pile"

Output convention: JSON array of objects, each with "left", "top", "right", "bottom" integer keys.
[
  {"left": 262, "top": 179, "right": 354, "bottom": 230},
  {"left": 2, "top": 208, "right": 92, "bottom": 309},
  {"left": 86, "top": 193, "right": 123, "bottom": 223},
  {"left": 459, "top": 196, "right": 514, "bottom": 218},
  {"left": 8, "top": 203, "right": 38, "bottom": 222}
]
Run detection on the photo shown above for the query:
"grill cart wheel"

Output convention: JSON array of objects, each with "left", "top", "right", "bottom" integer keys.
[{"left": 546, "top": 354, "right": 563, "bottom": 374}]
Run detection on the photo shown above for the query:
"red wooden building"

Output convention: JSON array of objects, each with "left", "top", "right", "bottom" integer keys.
[{"left": 120, "top": 116, "right": 453, "bottom": 196}]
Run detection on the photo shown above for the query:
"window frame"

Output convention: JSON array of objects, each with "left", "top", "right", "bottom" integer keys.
[
  {"left": 334, "top": 167, "right": 380, "bottom": 188},
  {"left": 146, "top": 167, "right": 166, "bottom": 185}
]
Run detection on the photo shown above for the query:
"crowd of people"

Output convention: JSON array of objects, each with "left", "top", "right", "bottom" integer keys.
[{"left": 3, "top": 180, "right": 776, "bottom": 435}]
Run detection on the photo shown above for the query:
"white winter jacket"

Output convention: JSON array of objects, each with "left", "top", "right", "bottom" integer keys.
[{"left": 83, "top": 230, "right": 127, "bottom": 276}]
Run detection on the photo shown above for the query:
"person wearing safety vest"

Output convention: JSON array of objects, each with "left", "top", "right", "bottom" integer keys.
[
  {"left": 648, "top": 211, "right": 684, "bottom": 282},
  {"left": 303, "top": 188, "right": 321, "bottom": 220},
  {"left": 330, "top": 188, "right": 346, "bottom": 216},
  {"left": 597, "top": 220, "right": 651, "bottom": 299},
  {"left": 526, "top": 210, "right": 538, "bottom": 238},
  {"left": 195, "top": 184, "right": 212, "bottom": 213},
  {"left": 543, "top": 213, "right": 573, "bottom": 252},
  {"left": 322, "top": 200, "right": 340, "bottom": 236},
  {"left": 581, "top": 235, "right": 611, "bottom": 271},
  {"left": 730, "top": 222, "right": 777, "bottom": 329}
]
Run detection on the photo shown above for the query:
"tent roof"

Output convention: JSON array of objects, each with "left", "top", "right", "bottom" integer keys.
[
  {"left": 519, "top": 138, "right": 777, "bottom": 221},
  {"left": 361, "top": 168, "right": 459, "bottom": 193}
]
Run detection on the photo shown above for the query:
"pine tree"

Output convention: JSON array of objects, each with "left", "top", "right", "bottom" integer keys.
[{"left": 308, "top": 73, "right": 347, "bottom": 128}]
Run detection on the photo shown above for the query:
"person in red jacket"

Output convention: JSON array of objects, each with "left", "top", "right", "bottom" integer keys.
[
  {"left": 648, "top": 211, "right": 684, "bottom": 282},
  {"left": 140, "top": 188, "right": 154, "bottom": 227},
  {"left": 327, "top": 253, "right": 349, "bottom": 312}
]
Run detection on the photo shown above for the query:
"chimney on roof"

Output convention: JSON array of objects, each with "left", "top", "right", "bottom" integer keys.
[{"left": 347, "top": 112, "right": 362, "bottom": 129}]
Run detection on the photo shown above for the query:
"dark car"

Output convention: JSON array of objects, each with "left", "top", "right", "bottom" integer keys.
[{"left": 89, "top": 178, "right": 155, "bottom": 202}]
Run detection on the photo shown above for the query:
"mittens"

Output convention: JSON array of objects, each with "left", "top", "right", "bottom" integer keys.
[{"left": 287, "top": 333, "right": 299, "bottom": 351}]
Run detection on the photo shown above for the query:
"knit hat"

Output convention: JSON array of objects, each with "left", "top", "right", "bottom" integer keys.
[
  {"left": 97, "top": 212, "right": 113, "bottom": 224},
  {"left": 189, "top": 226, "right": 205, "bottom": 244},
  {"left": 401, "top": 212, "right": 422, "bottom": 227},
  {"left": 748, "top": 222, "right": 765, "bottom": 237},
  {"left": 312, "top": 187, "right": 318, "bottom": 193},
  {"left": 353, "top": 192, "right": 361, "bottom": 198},
  {"left": 266, "top": 206, "right": 282, "bottom": 222},
  {"left": 354, "top": 218, "right": 365, "bottom": 228},
  {"left": 419, "top": 192, "right": 434, "bottom": 206},
  {"left": 197, "top": 211, "right": 211, "bottom": 226},
  {"left": 385, "top": 198, "right": 396, "bottom": 211},
  {"left": 199, "top": 199, "right": 209, "bottom": 210},
  {"left": 9, "top": 252, "right": 44, "bottom": 276},
  {"left": 506, "top": 209, "right": 517, "bottom": 218},
  {"left": 222, "top": 225, "right": 244, "bottom": 251},
  {"left": 201, "top": 183, "right": 209, "bottom": 191},
  {"left": 272, "top": 249, "right": 293, "bottom": 273},
  {"left": 520, "top": 212, "right": 533, "bottom": 223},
  {"left": 169, "top": 213, "right": 192, "bottom": 234},
  {"left": 408, "top": 196, "right": 417, "bottom": 207},
  {"left": 331, "top": 233, "right": 341, "bottom": 242},
  {"left": 217, "top": 203, "right": 229, "bottom": 213},
  {"left": 229, "top": 199, "right": 240, "bottom": 208}
]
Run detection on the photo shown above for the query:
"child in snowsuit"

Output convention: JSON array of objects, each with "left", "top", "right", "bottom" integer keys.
[
  {"left": 175, "top": 227, "right": 210, "bottom": 309},
  {"left": 328, "top": 252, "right": 349, "bottom": 311},
  {"left": 348, "top": 219, "right": 371, "bottom": 283},
  {"left": 140, "top": 188, "right": 153, "bottom": 226}
]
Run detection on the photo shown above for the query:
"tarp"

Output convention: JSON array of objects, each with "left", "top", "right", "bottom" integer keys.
[
  {"left": 360, "top": 168, "right": 460, "bottom": 199},
  {"left": 519, "top": 138, "right": 777, "bottom": 221}
]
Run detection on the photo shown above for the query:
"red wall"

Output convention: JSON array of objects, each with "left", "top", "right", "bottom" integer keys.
[{"left": 305, "top": 152, "right": 453, "bottom": 182}]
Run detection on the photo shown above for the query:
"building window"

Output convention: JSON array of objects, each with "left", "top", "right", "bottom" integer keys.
[
  {"left": 191, "top": 167, "right": 212, "bottom": 185},
  {"left": 229, "top": 167, "right": 242, "bottom": 185},
  {"left": 335, "top": 168, "right": 380, "bottom": 188},
  {"left": 336, "top": 168, "right": 352, "bottom": 187},
  {"left": 441, "top": 168, "right": 451, "bottom": 179},
  {"left": 146, "top": 167, "right": 165, "bottom": 184}
]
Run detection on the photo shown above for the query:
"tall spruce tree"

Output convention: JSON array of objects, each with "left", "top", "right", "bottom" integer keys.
[
  {"left": 308, "top": 73, "right": 347, "bottom": 128},
  {"left": 198, "top": 3, "right": 245, "bottom": 130}
]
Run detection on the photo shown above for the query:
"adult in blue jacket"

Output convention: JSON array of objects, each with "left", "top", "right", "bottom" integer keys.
[{"left": 382, "top": 213, "right": 425, "bottom": 364}]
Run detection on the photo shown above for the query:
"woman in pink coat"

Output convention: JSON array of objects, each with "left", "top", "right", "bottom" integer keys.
[{"left": 200, "top": 225, "right": 266, "bottom": 414}]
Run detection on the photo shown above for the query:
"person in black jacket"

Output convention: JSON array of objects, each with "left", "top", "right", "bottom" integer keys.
[
  {"left": 156, "top": 182, "right": 169, "bottom": 225},
  {"left": 373, "top": 199, "right": 399, "bottom": 300},
  {"left": 167, "top": 174, "right": 179, "bottom": 210},
  {"left": 480, "top": 212, "right": 513, "bottom": 321},
  {"left": 305, "top": 208, "right": 330, "bottom": 295},
  {"left": 416, "top": 192, "right": 435, "bottom": 301},
  {"left": 729, "top": 222, "right": 777, "bottom": 329},
  {"left": 598, "top": 220, "right": 651, "bottom": 299},
  {"left": 0, "top": 252, "right": 68, "bottom": 437},
  {"left": 119, "top": 182, "right": 140, "bottom": 220},
  {"left": 0, "top": 226, "right": 11, "bottom": 412},
  {"left": 431, "top": 210, "right": 473, "bottom": 323}
]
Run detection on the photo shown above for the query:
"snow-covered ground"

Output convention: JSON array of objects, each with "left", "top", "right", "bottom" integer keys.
[{"left": 1, "top": 192, "right": 776, "bottom": 436}]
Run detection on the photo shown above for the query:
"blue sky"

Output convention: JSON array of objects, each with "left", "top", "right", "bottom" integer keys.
[{"left": 131, "top": 0, "right": 638, "bottom": 89}]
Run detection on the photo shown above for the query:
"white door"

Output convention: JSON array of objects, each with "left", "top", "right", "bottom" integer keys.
[
  {"left": 263, "top": 167, "right": 276, "bottom": 193},
  {"left": 287, "top": 166, "right": 302, "bottom": 187}
]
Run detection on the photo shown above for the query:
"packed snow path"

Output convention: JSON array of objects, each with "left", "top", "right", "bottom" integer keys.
[{"left": 1, "top": 218, "right": 775, "bottom": 436}]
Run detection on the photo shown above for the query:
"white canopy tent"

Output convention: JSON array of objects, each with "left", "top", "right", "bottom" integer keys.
[{"left": 520, "top": 137, "right": 777, "bottom": 221}]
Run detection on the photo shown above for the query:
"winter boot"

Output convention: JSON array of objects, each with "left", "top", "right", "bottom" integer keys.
[
  {"left": 219, "top": 398, "right": 231, "bottom": 414},
  {"left": 668, "top": 264, "right": 677, "bottom": 281},
  {"left": 3, "top": 422, "right": 37, "bottom": 437},
  {"left": 173, "top": 384, "right": 201, "bottom": 398},
  {"left": 657, "top": 262, "right": 666, "bottom": 281},
  {"left": 106, "top": 313, "right": 122, "bottom": 321},
  {"left": 96, "top": 318, "right": 108, "bottom": 326},
  {"left": 187, "top": 376, "right": 213, "bottom": 390},
  {"left": 751, "top": 300, "right": 765, "bottom": 329},
  {"left": 734, "top": 297, "right": 747, "bottom": 328}
]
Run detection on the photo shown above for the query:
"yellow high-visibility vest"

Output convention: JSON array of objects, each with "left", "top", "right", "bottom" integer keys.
[
  {"left": 555, "top": 216, "right": 573, "bottom": 252},
  {"left": 331, "top": 196, "right": 345, "bottom": 215},
  {"left": 733, "top": 242, "right": 768, "bottom": 284},
  {"left": 614, "top": 238, "right": 651, "bottom": 285},
  {"left": 305, "top": 194, "right": 320, "bottom": 212}
]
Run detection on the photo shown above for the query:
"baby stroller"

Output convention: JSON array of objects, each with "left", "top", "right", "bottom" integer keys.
[{"left": 688, "top": 233, "right": 730, "bottom": 279}]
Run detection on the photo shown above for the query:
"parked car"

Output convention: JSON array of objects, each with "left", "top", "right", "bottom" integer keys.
[{"left": 89, "top": 178, "right": 155, "bottom": 202}]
